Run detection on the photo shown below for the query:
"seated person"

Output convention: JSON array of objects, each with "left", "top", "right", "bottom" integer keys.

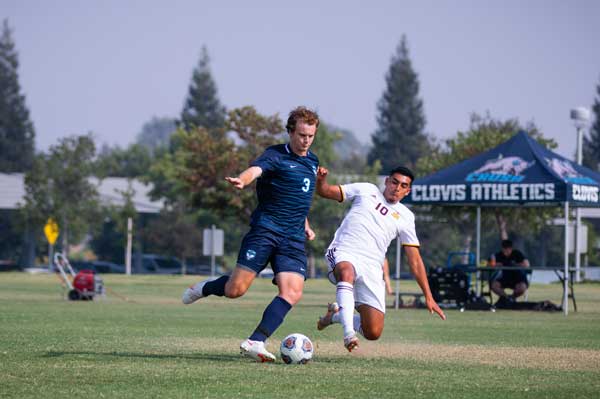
[{"left": 488, "top": 239, "right": 530, "bottom": 303}]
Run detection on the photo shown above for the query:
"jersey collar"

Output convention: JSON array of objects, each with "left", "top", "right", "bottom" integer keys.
[{"left": 285, "top": 143, "right": 311, "bottom": 157}]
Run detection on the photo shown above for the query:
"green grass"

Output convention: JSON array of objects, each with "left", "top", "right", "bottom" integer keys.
[{"left": 1, "top": 272, "right": 600, "bottom": 398}]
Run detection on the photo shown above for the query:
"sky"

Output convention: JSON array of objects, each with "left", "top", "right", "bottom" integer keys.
[{"left": 4, "top": 0, "right": 600, "bottom": 159}]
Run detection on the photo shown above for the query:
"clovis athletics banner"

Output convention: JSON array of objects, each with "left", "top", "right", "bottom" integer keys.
[{"left": 405, "top": 131, "right": 600, "bottom": 207}]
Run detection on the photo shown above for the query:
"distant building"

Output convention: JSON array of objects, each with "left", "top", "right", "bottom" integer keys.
[
  {"left": 0, "top": 173, "right": 162, "bottom": 212},
  {"left": 0, "top": 173, "right": 163, "bottom": 267}
]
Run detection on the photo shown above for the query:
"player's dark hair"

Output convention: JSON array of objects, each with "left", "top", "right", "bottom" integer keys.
[
  {"left": 286, "top": 106, "right": 320, "bottom": 133},
  {"left": 389, "top": 166, "right": 415, "bottom": 183},
  {"left": 501, "top": 239, "right": 513, "bottom": 248}
]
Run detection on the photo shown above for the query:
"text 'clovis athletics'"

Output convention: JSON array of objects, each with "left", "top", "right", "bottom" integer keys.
[{"left": 411, "top": 183, "right": 556, "bottom": 202}]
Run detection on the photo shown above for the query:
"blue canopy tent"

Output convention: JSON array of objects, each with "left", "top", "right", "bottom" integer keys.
[{"left": 404, "top": 131, "right": 600, "bottom": 315}]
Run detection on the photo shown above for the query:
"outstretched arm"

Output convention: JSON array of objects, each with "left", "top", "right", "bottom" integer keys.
[
  {"left": 225, "top": 166, "right": 262, "bottom": 190},
  {"left": 404, "top": 245, "right": 446, "bottom": 320},
  {"left": 316, "top": 166, "right": 343, "bottom": 201}
]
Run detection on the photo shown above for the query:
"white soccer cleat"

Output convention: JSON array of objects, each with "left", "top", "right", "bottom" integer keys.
[
  {"left": 344, "top": 334, "right": 359, "bottom": 352},
  {"left": 182, "top": 280, "right": 209, "bottom": 304},
  {"left": 240, "top": 339, "right": 276, "bottom": 363},
  {"left": 317, "top": 302, "right": 340, "bottom": 330}
]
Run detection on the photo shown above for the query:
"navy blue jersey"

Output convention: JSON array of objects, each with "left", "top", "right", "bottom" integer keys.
[{"left": 250, "top": 144, "right": 319, "bottom": 240}]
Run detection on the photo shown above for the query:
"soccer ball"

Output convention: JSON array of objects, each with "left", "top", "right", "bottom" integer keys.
[{"left": 280, "top": 333, "right": 314, "bottom": 364}]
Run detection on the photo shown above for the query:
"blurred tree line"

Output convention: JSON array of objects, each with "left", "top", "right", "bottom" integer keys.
[{"left": 2, "top": 17, "right": 600, "bottom": 271}]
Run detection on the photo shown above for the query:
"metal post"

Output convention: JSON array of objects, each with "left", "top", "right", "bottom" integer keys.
[
  {"left": 563, "top": 202, "right": 569, "bottom": 316},
  {"left": 574, "top": 123, "right": 583, "bottom": 282},
  {"left": 476, "top": 206, "right": 481, "bottom": 296},
  {"left": 394, "top": 238, "right": 401, "bottom": 310},
  {"left": 125, "top": 217, "right": 132, "bottom": 275},
  {"left": 575, "top": 208, "right": 581, "bottom": 282},
  {"left": 48, "top": 244, "right": 54, "bottom": 271},
  {"left": 571, "top": 107, "right": 590, "bottom": 283},
  {"left": 211, "top": 224, "right": 216, "bottom": 278}
]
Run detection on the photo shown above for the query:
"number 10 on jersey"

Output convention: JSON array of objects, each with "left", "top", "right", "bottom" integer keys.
[{"left": 375, "top": 202, "right": 389, "bottom": 215}]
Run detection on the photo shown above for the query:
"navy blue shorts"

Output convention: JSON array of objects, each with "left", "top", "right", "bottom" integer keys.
[
  {"left": 236, "top": 226, "right": 307, "bottom": 279},
  {"left": 490, "top": 270, "right": 529, "bottom": 289}
]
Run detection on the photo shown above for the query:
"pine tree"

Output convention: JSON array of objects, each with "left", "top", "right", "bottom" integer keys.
[
  {"left": 180, "top": 46, "right": 226, "bottom": 130},
  {"left": 368, "top": 35, "right": 429, "bottom": 172},
  {"left": 583, "top": 77, "right": 600, "bottom": 171},
  {"left": 0, "top": 19, "right": 35, "bottom": 172}
]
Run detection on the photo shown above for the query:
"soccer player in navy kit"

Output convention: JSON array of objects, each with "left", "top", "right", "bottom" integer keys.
[{"left": 182, "top": 106, "right": 319, "bottom": 362}]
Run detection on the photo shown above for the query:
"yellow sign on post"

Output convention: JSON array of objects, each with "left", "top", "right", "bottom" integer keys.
[{"left": 44, "top": 218, "right": 59, "bottom": 245}]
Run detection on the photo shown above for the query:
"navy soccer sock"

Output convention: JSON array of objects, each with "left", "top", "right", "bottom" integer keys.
[
  {"left": 249, "top": 296, "right": 292, "bottom": 342},
  {"left": 201, "top": 275, "right": 228, "bottom": 297}
]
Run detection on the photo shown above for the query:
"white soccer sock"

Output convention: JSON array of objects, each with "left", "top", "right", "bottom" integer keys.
[
  {"left": 331, "top": 307, "right": 363, "bottom": 336},
  {"left": 336, "top": 282, "right": 355, "bottom": 338},
  {"left": 353, "top": 314, "right": 364, "bottom": 337}
]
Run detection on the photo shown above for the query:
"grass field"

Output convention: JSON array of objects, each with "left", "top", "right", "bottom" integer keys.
[{"left": 1, "top": 272, "right": 600, "bottom": 399}]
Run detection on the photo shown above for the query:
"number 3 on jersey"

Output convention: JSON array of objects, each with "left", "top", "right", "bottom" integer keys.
[{"left": 302, "top": 178, "right": 310, "bottom": 192}]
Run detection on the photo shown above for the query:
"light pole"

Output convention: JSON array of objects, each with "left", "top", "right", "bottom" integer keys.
[{"left": 570, "top": 106, "right": 591, "bottom": 283}]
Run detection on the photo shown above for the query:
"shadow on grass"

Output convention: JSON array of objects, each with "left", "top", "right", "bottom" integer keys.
[
  {"left": 42, "top": 350, "right": 242, "bottom": 362},
  {"left": 42, "top": 350, "right": 344, "bottom": 365}
]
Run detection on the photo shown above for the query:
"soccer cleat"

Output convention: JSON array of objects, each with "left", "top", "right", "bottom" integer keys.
[
  {"left": 240, "top": 339, "right": 276, "bottom": 363},
  {"left": 344, "top": 335, "right": 359, "bottom": 352},
  {"left": 317, "top": 302, "right": 340, "bottom": 330},
  {"left": 182, "top": 279, "right": 209, "bottom": 304}
]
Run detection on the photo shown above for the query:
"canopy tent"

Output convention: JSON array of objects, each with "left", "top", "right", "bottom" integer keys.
[{"left": 403, "top": 131, "right": 600, "bottom": 315}]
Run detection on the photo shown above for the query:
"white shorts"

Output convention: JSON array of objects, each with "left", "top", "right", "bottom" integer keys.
[{"left": 325, "top": 246, "right": 386, "bottom": 313}]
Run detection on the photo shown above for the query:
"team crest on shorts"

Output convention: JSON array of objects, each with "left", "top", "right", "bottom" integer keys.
[{"left": 246, "top": 249, "right": 256, "bottom": 261}]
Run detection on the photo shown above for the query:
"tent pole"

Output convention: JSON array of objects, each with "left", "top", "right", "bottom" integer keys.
[
  {"left": 476, "top": 206, "right": 481, "bottom": 296},
  {"left": 563, "top": 202, "right": 569, "bottom": 316},
  {"left": 575, "top": 207, "right": 581, "bottom": 283},
  {"left": 395, "top": 238, "right": 401, "bottom": 310}
]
